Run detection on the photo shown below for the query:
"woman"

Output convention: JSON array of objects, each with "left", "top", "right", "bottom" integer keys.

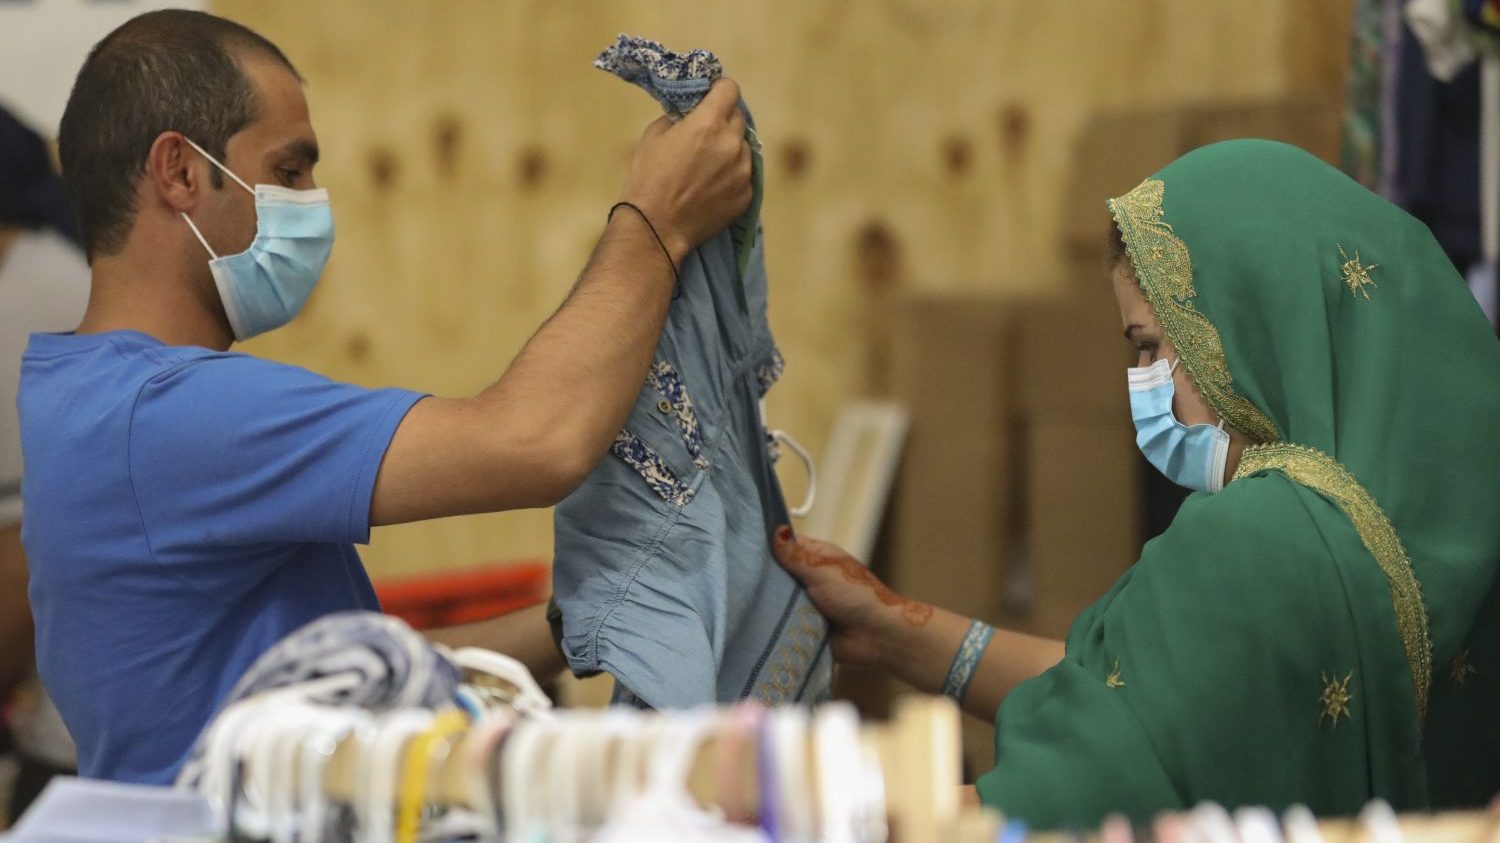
[{"left": 773, "top": 139, "right": 1500, "bottom": 826}]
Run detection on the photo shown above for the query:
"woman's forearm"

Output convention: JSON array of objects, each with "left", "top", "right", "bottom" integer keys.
[{"left": 874, "top": 603, "right": 1064, "bottom": 721}]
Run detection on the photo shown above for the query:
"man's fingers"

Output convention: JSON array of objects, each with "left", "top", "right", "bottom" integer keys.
[
  {"left": 726, "top": 107, "right": 747, "bottom": 138},
  {"left": 698, "top": 78, "right": 742, "bottom": 119},
  {"left": 642, "top": 114, "right": 673, "bottom": 138}
]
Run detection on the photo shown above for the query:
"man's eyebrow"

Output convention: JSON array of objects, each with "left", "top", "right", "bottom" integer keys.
[{"left": 274, "top": 138, "right": 320, "bottom": 166}]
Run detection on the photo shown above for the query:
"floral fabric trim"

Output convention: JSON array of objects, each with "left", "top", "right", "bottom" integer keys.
[
  {"left": 594, "top": 34, "right": 723, "bottom": 120},
  {"left": 756, "top": 349, "right": 785, "bottom": 397},
  {"left": 610, "top": 430, "right": 694, "bottom": 507},
  {"left": 647, "top": 360, "right": 709, "bottom": 469}
]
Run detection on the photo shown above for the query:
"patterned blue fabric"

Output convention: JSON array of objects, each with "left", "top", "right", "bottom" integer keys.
[
  {"left": 594, "top": 35, "right": 724, "bottom": 120},
  {"left": 609, "top": 429, "right": 695, "bottom": 508},
  {"left": 554, "top": 37, "right": 831, "bottom": 708},
  {"left": 941, "top": 620, "right": 996, "bottom": 702}
]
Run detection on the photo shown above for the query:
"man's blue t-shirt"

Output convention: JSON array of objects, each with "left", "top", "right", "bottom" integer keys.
[{"left": 18, "top": 330, "right": 425, "bottom": 784}]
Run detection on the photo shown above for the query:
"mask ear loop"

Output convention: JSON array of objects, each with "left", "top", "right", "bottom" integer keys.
[
  {"left": 181, "top": 212, "right": 220, "bottom": 260},
  {"left": 770, "top": 429, "right": 817, "bottom": 518},
  {"left": 177, "top": 135, "right": 258, "bottom": 261},
  {"left": 180, "top": 135, "right": 255, "bottom": 194}
]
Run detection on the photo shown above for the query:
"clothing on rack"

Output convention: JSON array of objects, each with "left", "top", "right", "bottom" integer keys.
[
  {"left": 177, "top": 611, "right": 460, "bottom": 790},
  {"left": 552, "top": 35, "right": 831, "bottom": 709},
  {"left": 176, "top": 691, "right": 946, "bottom": 843},
  {"left": 1340, "top": 1, "right": 1490, "bottom": 296}
]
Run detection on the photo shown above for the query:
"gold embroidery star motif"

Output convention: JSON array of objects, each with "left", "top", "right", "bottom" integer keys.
[
  {"left": 1451, "top": 649, "right": 1477, "bottom": 687},
  {"left": 1320, "top": 671, "right": 1353, "bottom": 728},
  {"left": 1106, "top": 657, "right": 1126, "bottom": 689},
  {"left": 1338, "top": 245, "right": 1379, "bottom": 300}
]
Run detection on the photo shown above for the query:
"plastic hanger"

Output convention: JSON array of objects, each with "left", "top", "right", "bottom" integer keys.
[
  {"left": 1360, "top": 801, "right": 1404, "bottom": 843},
  {"left": 359, "top": 709, "right": 434, "bottom": 843},
  {"left": 1190, "top": 803, "right": 1239, "bottom": 843},
  {"left": 1284, "top": 806, "right": 1326, "bottom": 843},
  {"left": 715, "top": 703, "right": 764, "bottom": 825},
  {"left": 1234, "top": 807, "right": 1284, "bottom": 843},
  {"left": 451, "top": 647, "right": 554, "bottom": 720},
  {"left": 769, "top": 706, "right": 815, "bottom": 842},
  {"left": 543, "top": 713, "right": 603, "bottom": 843},
  {"left": 813, "top": 703, "right": 861, "bottom": 843},
  {"left": 394, "top": 708, "right": 469, "bottom": 843},
  {"left": 457, "top": 709, "right": 515, "bottom": 840},
  {"left": 606, "top": 710, "right": 652, "bottom": 820},
  {"left": 198, "top": 696, "right": 271, "bottom": 829},
  {"left": 298, "top": 708, "right": 374, "bottom": 843},
  {"left": 258, "top": 702, "right": 324, "bottom": 843},
  {"left": 501, "top": 717, "right": 555, "bottom": 841},
  {"left": 567, "top": 710, "right": 631, "bottom": 834}
]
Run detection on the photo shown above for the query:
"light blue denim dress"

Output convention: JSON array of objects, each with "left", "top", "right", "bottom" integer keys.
[{"left": 551, "top": 36, "right": 832, "bottom": 707}]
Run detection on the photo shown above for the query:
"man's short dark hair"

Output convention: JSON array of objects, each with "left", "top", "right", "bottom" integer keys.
[{"left": 57, "top": 9, "right": 300, "bottom": 261}]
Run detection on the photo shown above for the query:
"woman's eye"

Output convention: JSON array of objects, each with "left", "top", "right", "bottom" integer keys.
[{"left": 277, "top": 168, "right": 301, "bottom": 185}]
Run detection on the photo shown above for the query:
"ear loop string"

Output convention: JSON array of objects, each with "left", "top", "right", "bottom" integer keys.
[{"left": 178, "top": 135, "right": 256, "bottom": 260}]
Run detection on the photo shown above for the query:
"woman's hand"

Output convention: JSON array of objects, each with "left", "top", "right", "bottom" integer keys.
[
  {"left": 771, "top": 526, "right": 933, "bottom": 671},
  {"left": 774, "top": 526, "right": 1065, "bottom": 718}
]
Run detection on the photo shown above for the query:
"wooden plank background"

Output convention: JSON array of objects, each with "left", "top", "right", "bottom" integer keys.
[{"left": 215, "top": 0, "right": 1353, "bottom": 577}]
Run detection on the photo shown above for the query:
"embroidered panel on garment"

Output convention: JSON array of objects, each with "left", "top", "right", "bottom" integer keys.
[{"left": 1234, "top": 442, "right": 1432, "bottom": 722}]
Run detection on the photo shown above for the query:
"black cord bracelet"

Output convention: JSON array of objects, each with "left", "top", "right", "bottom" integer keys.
[{"left": 608, "top": 201, "right": 681, "bottom": 288}]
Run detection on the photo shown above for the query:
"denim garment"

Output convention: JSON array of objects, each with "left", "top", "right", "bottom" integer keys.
[{"left": 552, "top": 37, "right": 831, "bottom": 708}]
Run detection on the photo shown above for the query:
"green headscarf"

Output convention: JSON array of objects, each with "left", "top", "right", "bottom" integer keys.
[{"left": 975, "top": 140, "right": 1500, "bottom": 826}]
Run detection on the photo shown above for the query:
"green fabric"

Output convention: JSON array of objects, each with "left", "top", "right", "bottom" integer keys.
[{"left": 976, "top": 140, "right": 1500, "bottom": 827}]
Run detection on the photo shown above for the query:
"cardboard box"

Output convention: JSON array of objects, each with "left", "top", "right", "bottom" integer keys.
[{"left": 885, "top": 293, "right": 1016, "bottom": 622}]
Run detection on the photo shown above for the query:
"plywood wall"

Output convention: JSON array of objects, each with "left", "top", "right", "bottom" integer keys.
[{"left": 215, "top": 0, "right": 1352, "bottom": 577}]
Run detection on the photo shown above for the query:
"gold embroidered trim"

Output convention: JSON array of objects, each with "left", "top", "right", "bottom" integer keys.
[
  {"left": 1108, "top": 179, "right": 1280, "bottom": 444},
  {"left": 1450, "top": 649, "right": 1476, "bottom": 687},
  {"left": 1338, "top": 244, "right": 1378, "bottom": 300},
  {"left": 1235, "top": 443, "right": 1432, "bottom": 722},
  {"left": 1106, "top": 657, "right": 1126, "bottom": 689},
  {"left": 1320, "top": 671, "right": 1354, "bottom": 728}
]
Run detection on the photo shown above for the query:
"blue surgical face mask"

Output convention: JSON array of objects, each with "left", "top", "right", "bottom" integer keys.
[
  {"left": 178, "top": 137, "right": 333, "bottom": 341},
  {"left": 1128, "top": 357, "right": 1230, "bottom": 493}
]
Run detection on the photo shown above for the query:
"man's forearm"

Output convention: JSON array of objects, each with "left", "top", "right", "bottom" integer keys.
[
  {"left": 477, "top": 211, "right": 682, "bottom": 480},
  {"left": 426, "top": 603, "right": 566, "bottom": 685},
  {"left": 876, "top": 603, "right": 1064, "bottom": 721}
]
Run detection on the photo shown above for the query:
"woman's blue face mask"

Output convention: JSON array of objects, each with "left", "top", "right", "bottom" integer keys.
[{"left": 1127, "top": 356, "right": 1230, "bottom": 493}]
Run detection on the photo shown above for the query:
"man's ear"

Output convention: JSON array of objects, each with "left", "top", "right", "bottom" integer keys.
[{"left": 144, "top": 132, "right": 203, "bottom": 214}]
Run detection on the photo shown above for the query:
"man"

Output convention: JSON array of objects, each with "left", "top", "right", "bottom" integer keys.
[{"left": 19, "top": 9, "right": 751, "bottom": 784}]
